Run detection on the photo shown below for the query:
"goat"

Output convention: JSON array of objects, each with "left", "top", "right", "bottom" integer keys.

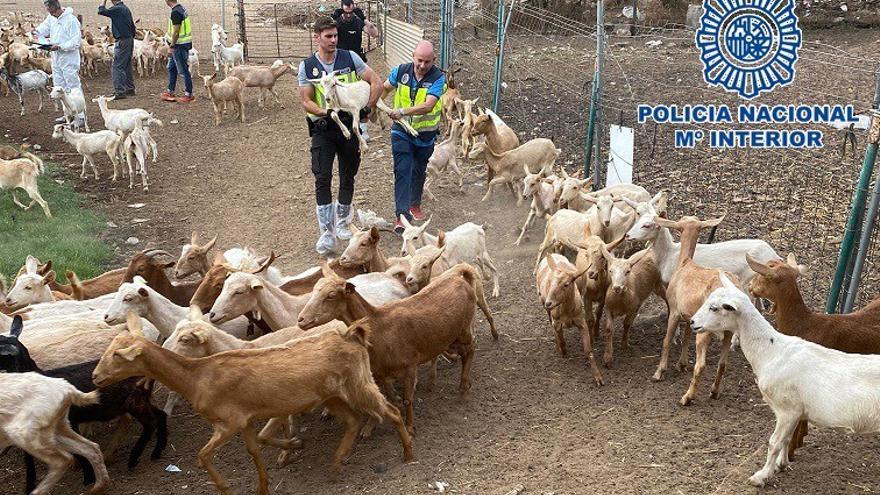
[
  {"left": 0, "top": 371, "right": 109, "bottom": 495},
  {"left": 5, "top": 256, "right": 63, "bottom": 309},
  {"left": 536, "top": 254, "right": 603, "bottom": 385},
  {"left": 424, "top": 119, "right": 465, "bottom": 200},
  {"left": 0, "top": 67, "right": 49, "bottom": 116},
  {"left": 514, "top": 167, "right": 561, "bottom": 246},
  {"left": 652, "top": 215, "right": 743, "bottom": 406},
  {"left": 747, "top": 253, "right": 880, "bottom": 458},
  {"left": 122, "top": 249, "right": 200, "bottom": 307},
  {"left": 0, "top": 150, "right": 51, "bottom": 217},
  {"left": 305, "top": 70, "right": 418, "bottom": 152},
  {"left": 52, "top": 124, "right": 122, "bottom": 180},
  {"left": 468, "top": 107, "right": 519, "bottom": 157},
  {"left": 92, "top": 312, "right": 413, "bottom": 495},
  {"left": 91, "top": 95, "right": 163, "bottom": 137},
  {"left": 602, "top": 249, "right": 667, "bottom": 367},
  {"left": 226, "top": 60, "right": 291, "bottom": 108},
  {"left": 210, "top": 23, "right": 244, "bottom": 74},
  {"left": 121, "top": 119, "right": 156, "bottom": 191},
  {"left": 399, "top": 216, "right": 500, "bottom": 297},
  {"left": 469, "top": 139, "right": 561, "bottom": 204},
  {"left": 0, "top": 317, "right": 167, "bottom": 481},
  {"left": 691, "top": 275, "right": 880, "bottom": 487},
  {"left": 49, "top": 86, "right": 89, "bottom": 132},
  {"left": 297, "top": 264, "right": 497, "bottom": 433},
  {"left": 202, "top": 73, "right": 245, "bottom": 125}
]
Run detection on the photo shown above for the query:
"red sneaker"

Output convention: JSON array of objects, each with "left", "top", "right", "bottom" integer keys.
[
  {"left": 160, "top": 91, "right": 177, "bottom": 102},
  {"left": 409, "top": 205, "right": 426, "bottom": 221},
  {"left": 394, "top": 219, "right": 405, "bottom": 235},
  {"left": 177, "top": 93, "right": 196, "bottom": 103}
]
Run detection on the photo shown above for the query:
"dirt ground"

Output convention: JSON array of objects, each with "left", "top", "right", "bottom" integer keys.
[{"left": 1, "top": 41, "right": 880, "bottom": 495}]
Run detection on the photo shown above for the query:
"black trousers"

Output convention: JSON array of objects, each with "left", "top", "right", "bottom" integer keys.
[{"left": 310, "top": 119, "right": 361, "bottom": 206}]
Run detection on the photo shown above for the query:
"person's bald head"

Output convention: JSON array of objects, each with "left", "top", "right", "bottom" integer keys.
[{"left": 412, "top": 40, "right": 435, "bottom": 77}]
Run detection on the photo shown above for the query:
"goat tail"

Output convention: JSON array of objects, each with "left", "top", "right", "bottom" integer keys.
[
  {"left": 71, "top": 389, "right": 101, "bottom": 407},
  {"left": 66, "top": 270, "right": 85, "bottom": 300},
  {"left": 20, "top": 151, "right": 44, "bottom": 174}
]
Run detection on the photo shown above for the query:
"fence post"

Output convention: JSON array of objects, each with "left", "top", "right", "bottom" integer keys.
[
  {"left": 827, "top": 71, "right": 880, "bottom": 313},
  {"left": 439, "top": 0, "right": 447, "bottom": 68},
  {"left": 491, "top": 0, "right": 515, "bottom": 113},
  {"left": 237, "top": 0, "right": 248, "bottom": 61},
  {"left": 222, "top": 0, "right": 226, "bottom": 30},
  {"left": 583, "top": 0, "right": 604, "bottom": 186},
  {"left": 630, "top": 0, "right": 637, "bottom": 36},
  {"left": 273, "top": 4, "right": 281, "bottom": 58}
]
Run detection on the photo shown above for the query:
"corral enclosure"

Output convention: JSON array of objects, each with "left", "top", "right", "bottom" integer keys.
[{"left": 4, "top": 1, "right": 880, "bottom": 494}]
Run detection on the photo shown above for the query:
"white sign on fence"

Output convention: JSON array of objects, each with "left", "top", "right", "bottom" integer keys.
[{"left": 605, "top": 124, "right": 634, "bottom": 187}]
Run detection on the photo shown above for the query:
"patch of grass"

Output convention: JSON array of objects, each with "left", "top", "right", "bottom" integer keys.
[{"left": 0, "top": 150, "right": 113, "bottom": 284}]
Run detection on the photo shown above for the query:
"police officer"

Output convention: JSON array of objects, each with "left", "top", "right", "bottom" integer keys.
[
  {"left": 384, "top": 41, "right": 446, "bottom": 233},
  {"left": 298, "top": 16, "right": 382, "bottom": 256},
  {"left": 331, "top": 0, "right": 379, "bottom": 62},
  {"left": 160, "top": 0, "right": 195, "bottom": 103}
]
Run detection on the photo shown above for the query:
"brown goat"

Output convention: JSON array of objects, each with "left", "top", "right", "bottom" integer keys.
[
  {"left": 123, "top": 250, "right": 200, "bottom": 307},
  {"left": 653, "top": 215, "right": 743, "bottom": 406},
  {"left": 297, "top": 264, "right": 497, "bottom": 434},
  {"left": 93, "top": 313, "right": 413, "bottom": 495},
  {"left": 747, "top": 253, "right": 880, "bottom": 458}
]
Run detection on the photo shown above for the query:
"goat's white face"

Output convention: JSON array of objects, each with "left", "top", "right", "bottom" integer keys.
[
  {"left": 522, "top": 172, "right": 543, "bottom": 200},
  {"left": 559, "top": 178, "right": 590, "bottom": 205},
  {"left": 51, "top": 123, "right": 64, "bottom": 139},
  {"left": 625, "top": 201, "right": 661, "bottom": 242},
  {"left": 49, "top": 86, "right": 64, "bottom": 99},
  {"left": 540, "top": 257, "right": 581, "bottom": 311},
  {"left": 593, "top": 196, "right": 617, "bottom": 227},
  {"left": 5, "top": 273, "right": 52, "bottom": 309},
  {"left": 578, "top": 241, "right": 609, "bottom": 282},
  {"left": 297, "top": 276, "right": 350, "bottom": 330},
  {"left": 209, "top": 272, "right": 261, "bottom": 324},
  {"left": 405, "top": 245, "right": 445, "bottom": 292},
  {"left": 690, "top": 276, "right": 747, "bottom": 337},
  {"left": 607, "top": 257, "right": 630, "bottom": 294},
  {"left": 104, "top": 282, "right": 150, "bottom": 325},
  {"left": 339, "top": 227, "right": 379, "bottom": 267},
  {"left": 399, "top": 217, "right": 430, "bottom": 256}
]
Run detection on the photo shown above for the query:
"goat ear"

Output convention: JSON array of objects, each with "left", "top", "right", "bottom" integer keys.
[
  {"left": 786, "top": 253, "right": 807, "bottom": 276},
  {"left": 188, "top": 304, "right": 203, "bottom": 321},
  {"left": 545, "top": 254, "right": 558, "bottom": 270},
  {"left": 348, "top": 222, "right": 361, "bottom": 235},
  {"left": 249, "top": 278, "right": 264, "bottom": 290},
  {"left": 653, "top": 217, "right": 679, "bottom": 230},
  {"left": 39, "top": 260, "right": 52, "bottom": 275},
  {"left": 25, "top": 255, "right": 37, "bottom": 275},
  {"left": 344, "top": 282, "right": 357, "bottom": 295},
  {"left": 203, "top": 235, "right": 217, "bottom": 251},
  {"left": 320, "top": 261, "right": 335, "bottom": 278},
  {"left": 437, "top": 230, "right": 446, "bottom": 248},
  {"left": 10, "top": 315, "right": 23, "bottom": 338},
  {"left": 41, "top": 270, "right": 56, "bottom": 285},
  {"left": 420, "top": 216, "right": 433, "bottom": 232},
  {"left": 580, "top": 193, "right": 598, "bottom": 205},
  {"left": 719, "top": 272, "right": 739, "bottom": 292},
  {"left": 522, "top": 164, "right": 530, "bottom": 177},
  {"left": 746, "top": 254, "right": 773, "bottom": 277},
  {"left": 605, "top": 233, "right": 626, "bottom": 253},
  {"left": 137, "top": 287, "right": 149, "bottom": 297},
  {"left": 621, "top": 197, "right": 640, "bottom": 209},
  {"left": 399, "top": 214, "right": 413, "bottom": 229},
  {"left": 433, "top": 245, "right": 447, "bottom": 262},
  {"left": 212, "top": 251, "right": 226, "bottom": 266},
  {"left": 559, "top": 168, "right": 570, "bottom": 179},
  {"left": 369, "top": 226, "right": 380, "bottom": 243},
  {"left": 115, "top": 345, "right": 142, "bottom": 362},
  {"left": 126, "top": 311, "right": 144, "bottom": 336}
]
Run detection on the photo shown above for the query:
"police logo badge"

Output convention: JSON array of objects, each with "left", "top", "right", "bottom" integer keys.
[
  {"left": 312, "top": 67, "right": 319, "bottom": 77},
  {"left": 695, "top": 0, "right": 802, "bottom": 100},
  {"left": 401, "top": 73, "right": 410, "bottom": 84}
]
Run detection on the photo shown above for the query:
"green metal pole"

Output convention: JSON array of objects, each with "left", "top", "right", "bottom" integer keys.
[
  {"left": 826, "top": 71, "right": 880, "bottom": 314},
  {"left": 491, "top": 0, "right": 504, "bottom": 113},
  {"left": 439, "top": 0, "right": 447, "bottom": 68},
  {"left": 584, "top": 0, "right": 604, "bottom": 183}
]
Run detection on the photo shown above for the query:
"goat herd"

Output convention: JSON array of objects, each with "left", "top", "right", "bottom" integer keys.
[{"left": 1, "top": 10, "right": 880, "bottom": 495}]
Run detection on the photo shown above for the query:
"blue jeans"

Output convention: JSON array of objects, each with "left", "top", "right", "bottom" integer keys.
[
  {"left": 392, "top": 133, "right": 434, "bottom": 220},
  {"left": 167, "top": 43, "right": 193, "bottom": 94}
]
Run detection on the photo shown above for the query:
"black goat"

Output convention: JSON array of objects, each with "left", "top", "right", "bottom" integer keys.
[{"left": 0, "top": 316, "right": 168, "bottom": 494}]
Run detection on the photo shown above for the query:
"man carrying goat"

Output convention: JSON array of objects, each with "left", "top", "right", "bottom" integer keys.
[
  {"left": 384, "top": 41, "right": 446, "bottom": 233},
  {"left": 298, "top": 16, "right": 382, "bottom": 257}
]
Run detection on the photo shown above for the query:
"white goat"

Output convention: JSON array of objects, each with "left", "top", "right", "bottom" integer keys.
[
  {"left": 514, "top": 167, "right": 561, "bottom": 246},
  {"left": 424, "top": 119, "right": 464, "bottom": 200},
  {"left": 0, "top": 151, "right": 51, "bottom": 218},
  {"left": 468, "top": 138, "right": 561, "bottom": 204},
  {"left": 51, "top": 124, "right": 123, "bottom": 180},
  {"left": 305, "top": 71, "right": 419, "bottom": 152},
  {"left": 91, "top": 95, "right": 163, "bottom": 137},
  {"left": 398, "top": 216, "right": 500, "bottom": 297},
  {"left": 623, "top": 197, "right": 779, "bottom": 290},
  {"left": 0, "top": 68, "right": 50, "bottom": 116},
  {"left": 0, "top": 372, "right": 110, "bottom": 495},
  {"left": 188, "top": 47, "right": 201, "bottom": 76},
  {"left": 49, "top": 86, "right": 88, "bottom": 132},
  {"left": 121, "top": 119, "right": 156, "bottom": 191},
  {"left": 210, "top": 24, "right": 243, "bottom": 73},
  {"left": 5, "top": 256, "right": 56, "bottom": 309},
  {"left": 691, "top": 274, "right": 880, "bottom": 487}
]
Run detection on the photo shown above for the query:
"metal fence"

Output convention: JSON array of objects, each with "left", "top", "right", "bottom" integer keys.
[
  {"left": 6, "top": 0, "right": 236, "bottom": 59},
  {"left": 409, "top": 0, "right": 880, "bottom": 311}
]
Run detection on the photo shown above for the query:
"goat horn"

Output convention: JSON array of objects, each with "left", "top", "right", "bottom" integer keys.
[
  {"left": 143, "top": 249, "right": 174, "bottom": 258},
  {"left": 251, "top": 251, "right": 277, "bottom": 274}
]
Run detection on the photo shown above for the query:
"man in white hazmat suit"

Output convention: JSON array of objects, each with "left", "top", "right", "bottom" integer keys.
[{"left": 33, "top": 0, "right": 83, "bottom": 123}]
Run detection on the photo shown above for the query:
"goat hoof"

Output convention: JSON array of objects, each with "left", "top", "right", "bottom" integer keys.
[
  {"left": 651, "top": 370, "right": 664, "bottom": 382},
  {"left": 593, "top": 376, "right": 605, "bottom": 386},
  {"left": 675, "top": 362, "right": 688, "bottom": 372},
  {"left": 710, "top": 390, "right": 721, "bottom": 400},
  {"left": 679, "top": 395, "right": 693, "bottom": 407}
]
